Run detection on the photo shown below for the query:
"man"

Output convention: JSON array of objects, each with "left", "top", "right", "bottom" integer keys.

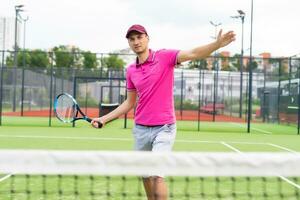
[{"left": 92, "top": 24, "right": 235, "bottom": 199}]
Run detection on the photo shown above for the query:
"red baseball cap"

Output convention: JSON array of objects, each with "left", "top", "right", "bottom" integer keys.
[{"left": 126, "top": 24, "right": 148, "bottom": 38}]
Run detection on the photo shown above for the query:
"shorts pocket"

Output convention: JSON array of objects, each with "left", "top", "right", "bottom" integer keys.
[{"left": 163, "top": 124, "right": 176, "bottom": 133}]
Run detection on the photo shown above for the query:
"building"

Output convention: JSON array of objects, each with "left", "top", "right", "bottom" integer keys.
[
  {"left": 174, "top": 68, "right": 264, "bottom": 104},
  {"left": 219, "top": 51, "right": 230, "bottom": 70},
  {"left": 258, "top": 52, "right": 271, "bottom": 72}
]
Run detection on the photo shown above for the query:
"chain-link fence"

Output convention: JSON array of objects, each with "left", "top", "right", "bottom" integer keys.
[{"left": 1, "top": 50, "right": 299, "bottom": 133}]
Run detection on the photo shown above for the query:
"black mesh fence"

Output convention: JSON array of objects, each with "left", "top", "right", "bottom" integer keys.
[{"left": 0, "top": 50, "right": 300, "bottom": 133}]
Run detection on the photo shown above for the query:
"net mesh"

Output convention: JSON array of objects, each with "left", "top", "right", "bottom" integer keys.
[
  {"left": 0, "top": 150, "right": 300, "bottom": 200},
  {"left": 55, "top": 94, "right": 77, "bottom": 123}
]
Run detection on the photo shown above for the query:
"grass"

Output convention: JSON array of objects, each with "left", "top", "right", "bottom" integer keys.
[
  {"left": 0, "top": 116, "right": 299, "bottom": 151},
  {"left": 0, "top": 116, "right": 299, "bottom": 199}
]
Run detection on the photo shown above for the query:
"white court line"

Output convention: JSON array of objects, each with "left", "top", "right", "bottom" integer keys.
[
  {"left": 0, "top": 134, "right": 132, "bottom": 141},
  {"left": 251, "top": 127, "right": 272, "bottom": 134},
  {"left": 230, "top": 122, "right": 244, "bottom": 127},
  {"left": 0, "top": 174, "right": 12, "bottom": 182},
  {"left": 1, "top": 135, "right": 299, "bottom": 155},
  {"left": 220, "top": 141, "right": 300, "bottom": 190},
  {"left": 176, "top": 140, "right": 226, "bottom": 144},
  {"left": 230, "top": 123, "right": 272, "bottom": 134},
  {"left": 176, "top": 140, "right": 268, "bottom": 145},
  {"left": 220, "top": 141, "right": 243, "bottom": 153},
  {"left": 0, "top": 134, "right": 274, "bottom": 146},
  {"left": 279, "top": 176, "right": 300, "bottom": 189},
  {"left": 268, "top": 143, "right": 298, "bottom": 154},
  {"left": 227, "top": 141, "right": 268, "bottom": 145}
]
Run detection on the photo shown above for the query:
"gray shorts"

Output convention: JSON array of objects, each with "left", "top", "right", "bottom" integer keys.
[{"left": 132, "top": 123, "right": 176, "bottom": 152}]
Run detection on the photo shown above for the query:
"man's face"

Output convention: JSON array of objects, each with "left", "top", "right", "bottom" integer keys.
[{"left": 127, "top": 32, "right": 149, "bottom": 54}]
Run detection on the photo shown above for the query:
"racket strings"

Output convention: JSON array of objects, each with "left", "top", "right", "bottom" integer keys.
[{"left": 56, "top": 95, "right": 77, "bottom": 122}]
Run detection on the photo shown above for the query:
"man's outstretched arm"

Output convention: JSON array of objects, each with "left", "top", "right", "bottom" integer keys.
[{"left": 177, "top": 30, "right": 236, "bottom": 63}]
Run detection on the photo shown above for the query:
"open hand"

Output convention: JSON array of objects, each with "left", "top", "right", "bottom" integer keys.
[{"left": 216, "top": 29, "right": 236, "bottom": 48}]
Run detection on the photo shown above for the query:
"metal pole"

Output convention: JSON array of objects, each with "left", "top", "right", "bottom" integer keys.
[
  {"left": 180, "top": 70, "right": 184, "bottom": 120},
  {"left": 72, "top": 68, "right": 76, "bottom": 127},
  {"left": 124, "top": 82, "right": 128, "bottom": 129},
  {"left": 298, "top": 65, "right": 300, "bottom": 134},
  {"left": 245, "top": 73, "right": 249, "bottom": 122},
  {"left": 232, "top": 10, "right": 245, "bottom": 118},
  {"left": 0, "top": 50, "right": 4, "bottom": 125},
  {"left": 230, "top": 75, "right": 233, "bottom": 117},
  {"left": 213, "top": 58, "right": 219, "bottom": 121},
  {"left": 21, "top": 17, "right": 28, "bottom": 116},
  {"left": 20, "top": 61, "right": 25, "bottom": 116},
  {"left": 247, "top": 0, "right": 254, "bottom": 133},
  {"left": 22, "top": 17, "right": 28, "bottom": 67},
  {"left": 0, "top": 27, "right": 5, "bottom": 124},
  {"left": 13, "top": 7, "right": 19, "bottom": 67},
  {"left": 263, "top": 58, "right": 266, "bottom": 122},
  {"left": 239, "top": 17, "right": 245, "bottom": 118},
  {"left": 13, "top": 5, "right": 24, "bottom": 112},
  {"left": 210, "top": 21, "right": 221, "bottom": 122},
  {"left": 85, "top": 79, "right": 88, "bottom": 114},
  {"left": 48, "top": 53, "right": 54, "bottom": 127},
  {"left": 277, "top": 59, "right": 282, "bottom": 123},
  {"left": 197, "top": 68, "right": 201, "bottom": 131}
]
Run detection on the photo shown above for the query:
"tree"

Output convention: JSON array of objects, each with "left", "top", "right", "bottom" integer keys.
[
  {"left": 30, "top": 49, "right": 49, "bottom": 68},
  {"left": 5, "top": 49, "right": 49, "bottom": 68},
  {"left": 6, "top": 51, "right": 30, "bottom": 67},
  {"left": 246, "top": 60, "right": 258, "bottom": 71},
  {"left": 229, "top": 53, "right": 242, "bottom": 71},
  {"left": 102, "top": 54, "right": 125, "bottom": 69},
  {"left": 83, "top": 51, "right": 98, "bottom": 68},
  {"left": 188, "top": 59, "right": 208, "bottom": 69},
  {"left": 52, "top": 45, "right": 82, "bottom": 68}
]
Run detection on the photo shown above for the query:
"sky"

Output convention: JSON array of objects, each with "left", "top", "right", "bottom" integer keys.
[{"left": 1, "top": 0, "right": 300, "bottom": 57}]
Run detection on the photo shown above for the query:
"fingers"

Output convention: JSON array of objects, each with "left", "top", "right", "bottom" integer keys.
[
  {"left": 91, "top": 118, "right": 104, "bottom": 128},
  {"left": 227, "top": 31, "right": 235, "bottom": 38},
  {"left": 218, "top": 29, "right": 223, "bottom": 39},
  {"left": 219, "top": 31, "right": 236, "bottom": 47}
]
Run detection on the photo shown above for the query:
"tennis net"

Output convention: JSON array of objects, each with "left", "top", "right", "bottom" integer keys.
[{"left": 0, "top": 150, "right": 300, "bottom": 200}]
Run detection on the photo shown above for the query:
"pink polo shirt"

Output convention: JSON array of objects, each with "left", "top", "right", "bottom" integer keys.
[{"left": 126, "top": 49, "right": 179, "bottom": 126}]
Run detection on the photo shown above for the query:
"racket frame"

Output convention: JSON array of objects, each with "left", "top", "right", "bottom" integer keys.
[{"left": 54, "top": 93, "right": 92, "bottom": 123}]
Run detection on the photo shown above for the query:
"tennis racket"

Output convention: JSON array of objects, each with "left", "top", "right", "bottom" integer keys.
[{"left": 54, "top": 93, "right": 102, "bottom": 128}]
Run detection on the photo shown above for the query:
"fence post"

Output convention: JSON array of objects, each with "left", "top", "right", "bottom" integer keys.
[
  {"left": 197, "top": 68, "right": 201, "bottom": 131},
  {"left": 180, "top": 69, "right": 184, "bottom": 120},
  {"left": 0, "top": 50, "right": 5, "bottom": 126},
  {"left": 213, "top": 57, "right": 219, "bottom": 122},
  {"left": 277, "top": 59, "right": 282, "bottom": 123},
  {"left": 48, "top": 52, "right": 54, "bottom": 127},
  {"left": 20, "top": 51, "right": 26, "bottom": 116},
  {"left": 72, "top": 69, "right": 76, "bottom": 127},
  {"left": 297, "top": 59, "right": 300, "bottom": 135}
]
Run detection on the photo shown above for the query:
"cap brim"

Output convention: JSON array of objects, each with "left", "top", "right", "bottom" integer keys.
[{"left": 126, "top": 30, "right": 146, "bottom": 38}]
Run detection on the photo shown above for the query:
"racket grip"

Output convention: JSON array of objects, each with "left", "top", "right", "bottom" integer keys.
[{"left": 86, "top": 118, "right": 103, "bottom": 128}]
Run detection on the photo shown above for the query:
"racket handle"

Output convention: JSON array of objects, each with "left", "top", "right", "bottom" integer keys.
[{"left": 86, "top": 118, "right": 103, "bottom": 128}]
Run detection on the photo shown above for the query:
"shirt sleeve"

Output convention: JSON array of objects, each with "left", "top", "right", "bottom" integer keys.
[
  {"left": 126, "top": 67, "right": 136, "bottom": 91},
  {"left": 159, "top": 49, "right": 180, "bottom": 67}
]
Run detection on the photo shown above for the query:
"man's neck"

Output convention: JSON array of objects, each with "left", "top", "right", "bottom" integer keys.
[{"left": 137, "top": 49, "right": 149, "bottom": 64}]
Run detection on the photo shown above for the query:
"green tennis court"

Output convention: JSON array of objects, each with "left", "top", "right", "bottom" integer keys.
[
  {"left": 0, "top": 117, "right": 299, "bottom": 152},
  {"left": 0, "top": 117, "right": 299, "bottom": 199}
]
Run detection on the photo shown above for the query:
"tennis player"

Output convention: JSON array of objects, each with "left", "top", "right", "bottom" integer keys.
[{"left": 92, "top": 24, "right": 235, "bottom": 200}]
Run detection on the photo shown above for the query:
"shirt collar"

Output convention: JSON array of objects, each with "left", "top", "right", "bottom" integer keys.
[{"left": 135, "top": 49, "right": 155, "bottom": 67}]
